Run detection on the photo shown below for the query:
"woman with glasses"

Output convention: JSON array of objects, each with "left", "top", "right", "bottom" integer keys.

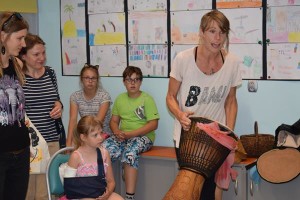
[
  {"left": 102, "top": 66, "right": 160, "bottom": 200},
  {"left": 67, "top": 63, "right": 112, "bottom": 147},
  {"left": 19, "top": 33, "right": 64, "bottom": 200},
  {"left": 0, "top": 12, "right": 30, "bottom": 200}
]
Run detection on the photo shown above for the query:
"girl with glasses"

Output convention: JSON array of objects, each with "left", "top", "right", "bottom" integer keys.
[
  {"left": 0, "top": 12, "right": 30, "bottom": 200},
  {"left": 67, "top": 64, "right": 112, "bottom": 147}
]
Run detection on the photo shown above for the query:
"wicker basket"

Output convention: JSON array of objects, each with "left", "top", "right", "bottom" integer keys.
[{"left": 240, "top": 121, "right": 275, "bottom": 158}]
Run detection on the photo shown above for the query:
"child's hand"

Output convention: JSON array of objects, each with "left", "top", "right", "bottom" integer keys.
[{"left": 96, "top": 189, "right": 110, "bottom": 200}]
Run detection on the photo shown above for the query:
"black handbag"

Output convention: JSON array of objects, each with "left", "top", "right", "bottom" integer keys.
[{"left": 64, "top": 148, "right": 107, "bottom": 199}]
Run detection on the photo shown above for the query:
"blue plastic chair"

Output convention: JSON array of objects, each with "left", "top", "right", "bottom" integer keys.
[{"left": 46, "top": 146, "right": 74, "bottom": 200}]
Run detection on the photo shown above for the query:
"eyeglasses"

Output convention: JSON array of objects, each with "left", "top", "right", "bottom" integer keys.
[
  {"left": 82, "top": 77, "right": 98, "bottom": 82},
  {"left": 125, "top": 77, "right": 141, "bottom": 84},
  {"left": 2, "top": 13, "right": 23, "bottom": 30},
  {"left": 83, "top": 63, "right": 99, "bottom": 70}
]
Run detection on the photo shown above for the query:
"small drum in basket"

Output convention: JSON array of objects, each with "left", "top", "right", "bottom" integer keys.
[{"left": 177, "top": 116, "right": 237, "bottom": 178}]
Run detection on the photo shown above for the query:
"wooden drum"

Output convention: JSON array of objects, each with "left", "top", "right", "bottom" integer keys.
[{"left": 163, "top": 117, "right": 237, "bottom": 200}]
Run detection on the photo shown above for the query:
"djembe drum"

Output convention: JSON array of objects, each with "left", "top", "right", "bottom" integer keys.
[{"left": 163, "top": 117, "right": 237, "bottom": 200}]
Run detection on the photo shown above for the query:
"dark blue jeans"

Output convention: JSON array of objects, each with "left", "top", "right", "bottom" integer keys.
[{"left": 0, "top": 147, "right": 30, "bottom": 200}]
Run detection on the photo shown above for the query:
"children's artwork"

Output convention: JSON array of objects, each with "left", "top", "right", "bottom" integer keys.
[
  {"left": 128, "top": 11, "right": 167, "bottom": 44},
  {"left": 267, "top": 6, "right": 300, "bottom": 43},
  {"left": 171, "top": 10, "right": 207, "bottom": 44},
  {"left": 61, "top": 0, "right": 87, "bottom": 75},
  {"left": 127, "top": 0, "right": 167, "bottom": 11},
  {"left": 229, "top": 44, "right": 263, "bottom": 79},
  {"left": 89, "top": 13, "right": 126, "bottom": 45},
  {"left": 267, "top": 0, "right": 300, "bottom": 6},
  {"left": 217, "top": 0, "right": 262, "bottom": 8},
  {"left": 171, "top": 44, "right": 196, "bottom": 66},
  {"left": 90, "top": 45, "right": 127, "bottom": 76},
  {"left": 170, "top": 0, "right": 212, "bottom": 11},
  {"left": 267, "top": 43, "right": 300, "bottom": 79},
  {"left": 220, "top": 8, "right": 262, "bottom": 44},
  {"left": 128, "top": 44, "right": 168, "bottom": 77},
  {"left": 87, "top": 0, "right": 124, "bottom": 14}
]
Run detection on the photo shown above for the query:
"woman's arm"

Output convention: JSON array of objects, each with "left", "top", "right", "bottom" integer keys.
[
  {"left": 96, "top": 101, "right": 110, "bottom": 123},
  {"left": 166, "top": 77, "right": 193, "bottom": 131},
  {"left": 66, "top": 101, "right": 78, "bottom": 147},
  {"left": 224, "top": 86, "right": 238, "bottom": 130}
]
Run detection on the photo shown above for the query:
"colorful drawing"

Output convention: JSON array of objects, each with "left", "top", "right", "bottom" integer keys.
[
  {"left": 267, "top": 43, "right": 300, "bottom": 79},
  {"left": 63, "top": 4, "right": 77, "bottom": 38},
  {"left": 267, "top": 6, "right": 300, "bottom": 43},
  {"left": 89, "top": 13, "right": 126, "bottom": 45},
  {"left": 171, "top": 10, "right": 207, "bottom": 44},
  {"left": 217, "top": 0, "right": 262, "bottom": 8},
  {"left": 128, "top": 0, "right": 167, "bottom": 11},
  {"left": 88, "top": 0, "right": 124, "bottom": 14},
  {"left": 171, "top": 44, "right": 196, "bottom": 66},
  {"left": 128, "top": 11, "right": 167, "bottom": 44},
  {"left": 170, "top": 0, "right": 212, "bottom": 11}
]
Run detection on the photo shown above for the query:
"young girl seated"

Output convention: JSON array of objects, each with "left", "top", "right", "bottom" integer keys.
[{"left": 63, "top": 115, "right": 123, "bottom": 200}]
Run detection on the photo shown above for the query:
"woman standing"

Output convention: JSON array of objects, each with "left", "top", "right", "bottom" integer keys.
[
  {"left": 0, "top": 12, "right": 30, "bottom": 200},
  {"left": 19, "top": 33, "right": 64, "bottom": 200},
  {"left": 67, "top": 64, "right": 112, "bottom": 147},
  {"left": 166, "top": 10, "right": 242, "bottom": 200}
]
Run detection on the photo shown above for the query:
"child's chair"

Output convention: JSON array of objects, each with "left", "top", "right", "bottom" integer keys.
[{"left": 46, "top": 146, "right": 74, "bottom": 200}]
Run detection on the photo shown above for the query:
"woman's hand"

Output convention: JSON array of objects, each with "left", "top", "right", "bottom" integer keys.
[
  {"left": 179, "top": 111, "right": 193, "bottom": 131},
  {"left": 50, "top": 100, "right": 63, "bottom": 119}
]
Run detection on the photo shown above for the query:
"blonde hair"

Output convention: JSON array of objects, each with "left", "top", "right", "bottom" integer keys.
[
  {"left": 73, "top": 115, "right": 103, "bottom": 149},
  {"left": 0, "top": 12, "right": 29, "bottom": 85}
]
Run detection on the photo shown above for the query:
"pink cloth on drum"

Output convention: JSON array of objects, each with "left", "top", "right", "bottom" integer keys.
[{"left": 196, "top": 122, "right": 238, "bottom": 189}]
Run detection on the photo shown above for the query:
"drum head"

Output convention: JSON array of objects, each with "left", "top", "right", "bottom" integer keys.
[{"left": 257, "top": 148, "right": 300, "bottom": 183}]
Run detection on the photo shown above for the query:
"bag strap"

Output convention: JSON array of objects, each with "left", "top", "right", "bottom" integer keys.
[
  {"left": 96, "top": 148, "right": 105, "bottom": 178},
  {"left": 45, "top": 66, "right": 63, "bottom": 108}
]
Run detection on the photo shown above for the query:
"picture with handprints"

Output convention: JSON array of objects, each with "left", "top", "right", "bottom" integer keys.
[
  {"left": 128, "top": 0, "right": 167, "bottom": 11},
  {"left": 89, "top": 13, "right": 126, "bottom": 45},
  {"left": 61, "top": 0, "right": 87, "bottom": 75}
]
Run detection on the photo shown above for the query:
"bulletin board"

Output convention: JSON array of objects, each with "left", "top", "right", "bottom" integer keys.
[{"left": 60, "top": 0, "right": 300, "bottom": 80}]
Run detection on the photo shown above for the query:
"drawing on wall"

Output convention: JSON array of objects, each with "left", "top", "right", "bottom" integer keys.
[
  {"left": 230, "top": 44, "right": 263, "bottom": 79},
  {"left": 128, "top": 44, "right": 168, "bottom": 77},
  {"left": 267, "top": 0, "right": 300, "bottom": 6},
  {"left": 267, "top": 6, "right": 300, "bottom": 43},
  {"left": 90, "top": 45, "right": 127, "bottom": 76},
  {"left": 171, "top": 44, "right": 196, "bottom": 66},
  {"left": 220, "top": 8, "right": 262, "bottom": 44},
  {"left": 87, "top": 0, "right": 124, "bottom": 14},
  {"left": 170, "top": 0, "right": 212, "bottom": 11},
  {"left": 267, "top": 43, "right": 300, "bottom": 79},
  {"left": 217, "top": 0, "right": 262, "bottom": 8},
  {"left": 171, "top": 10, "right": 207, "bottom": 44},
  {"left": 128, "top": 0, "right": 167, "bottom": 11},
  {"left": 128, "top": 11, "right": 167, "bottom": 44},
  {"left": 89, "top": 13, "right": 126, "bottom": 45},
  {"left": 61, "top": 0, "right": 87, "bottom": 75}
]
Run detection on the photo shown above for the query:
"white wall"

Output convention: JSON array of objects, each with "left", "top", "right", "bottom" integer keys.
[{"left": 38, "top": 0, "right": 300, "bottom": 147}]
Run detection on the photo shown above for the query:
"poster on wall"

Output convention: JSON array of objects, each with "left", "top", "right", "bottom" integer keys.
[
  {"left": 128, "top": 11, "right": 168, "bottom": 45},
  {"left": 170, "top": 10, "right": 208, "bottom": 44},
  {"left": 267, "top": 43, "right": 300, "bottom": 80},
  {"left": 90, "top": 45, "right": 127, "bottom": 76},
  {"left": 220, "top": 8, "right": 263, "bottom": 44},
  {"left": 170, "top": 44, "right": 196, "bottom": 66},
  {"left": 267, "top": 0, "right": 300, "bottom": 6},
  {"left": 128, "top": 44, "right": 168, "bottom": 77},
  {"left": 61, "top": 0, "right": 87, "bottom": 75},
  {"left": 127, "top": 0, "right": 167, "bottom": 11},
  {"left": 216, "top": 0, "right": 262, "bottom": 8},
  {"left": 87, "top": 0, "right": 124, "bottom": 14},
  {"left": 229, "top": 44, "right": 263, "bottom": 79},
  {"left": 170, "top": 0, "right": 212, "bottom": 11},
  {"left": 267, "top": 6, "right": 300, "bottom": 43},
  {"left": 89, "top": 13, "right": 126, "bottom": 45}
]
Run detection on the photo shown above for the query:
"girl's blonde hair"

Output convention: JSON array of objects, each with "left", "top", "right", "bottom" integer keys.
[
  {"left": 73, "top": 115, "right": 103, "bottom": 149},
  {"left": 0, "top": 12, "right": 29, "bottom": 85}
]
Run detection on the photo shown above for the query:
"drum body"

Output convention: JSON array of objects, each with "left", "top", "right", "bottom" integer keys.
[
  {"left": 178, "top": 117, "right": 236, "bottom": 178},
  {"left": 164, "top": 117, "right": 237, "bottom": 200}
]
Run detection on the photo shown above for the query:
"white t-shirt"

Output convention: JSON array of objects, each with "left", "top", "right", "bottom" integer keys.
[{"left": 170, "top": 47, "right": 242, "bottom": 147}]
